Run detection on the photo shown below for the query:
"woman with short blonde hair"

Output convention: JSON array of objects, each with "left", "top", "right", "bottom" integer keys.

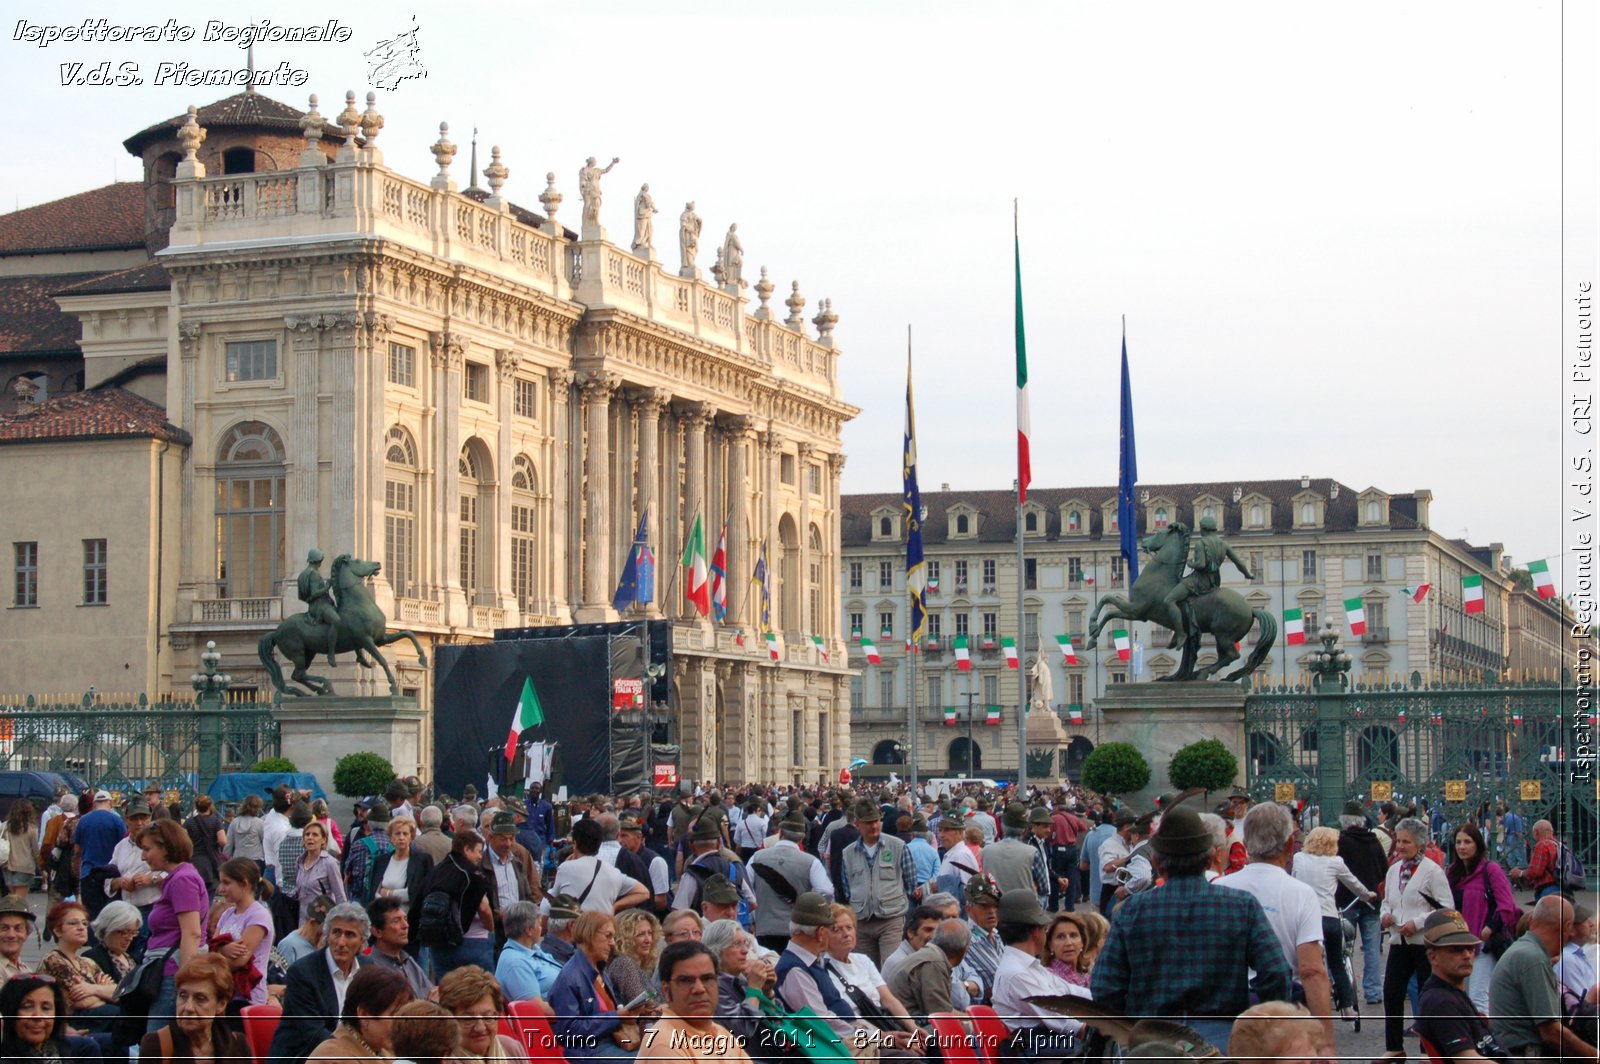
[
  {"left": 1294, "top": 824, "right": 1376, "bottom": 1022},
  {"left": 1229, "top": 1001, "right": 1323, "bottom": 1064},
  {"left": 437, "top": 965, "right": 526, "bottom": 1062}
]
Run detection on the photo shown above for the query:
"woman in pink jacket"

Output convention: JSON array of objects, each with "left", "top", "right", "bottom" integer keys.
[{"left": 1445, "top": 822, "right": 1519, "bottom": 1013}]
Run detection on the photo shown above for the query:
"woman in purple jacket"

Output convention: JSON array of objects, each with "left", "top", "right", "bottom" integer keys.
[{"left": 1446, "top": 821, "right": 1519, "bottom": 1012}]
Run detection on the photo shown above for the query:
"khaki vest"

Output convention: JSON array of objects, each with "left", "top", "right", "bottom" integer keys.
[
  {"left": 841, "top": 835, "right": 909, "bottom": 921},
  {"left": 748, "top": 843, "right": 821, "bottom": 935}
]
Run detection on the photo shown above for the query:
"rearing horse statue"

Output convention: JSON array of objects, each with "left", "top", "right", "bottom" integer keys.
[
  {"left": 259, "top": 554, "right": 429, "bottom": 697},
  {"left": 1085, "top": 525, "right": 1276, "bottom": 681}
]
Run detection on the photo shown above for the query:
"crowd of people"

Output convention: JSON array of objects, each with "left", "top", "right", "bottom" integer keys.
[{"left": 0, "top": 772, "right": 1592, "bottom": 1063}]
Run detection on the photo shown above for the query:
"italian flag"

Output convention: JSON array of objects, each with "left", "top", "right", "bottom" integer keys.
[
  {"left": 985, "top": 704, "right": 1001, "bottom": 726},
  {"left": 1055, "top": 634, "right": 1078, "bottom": 665},
  {"left": 1512, "top": 710, "right": 1524, "bottom": 725},
  {"left": 1112, "top": 629, "right": 1130, "bottom": 662},
  {"left": 1344, "top": 597, "right": 1366, "bottom": 635},
  {"left": 1398, "top": 707, "right": 1406, "bottom": 724},
  {"left": 682, "top": 514, "right": 710, "bottom": 617},
  {"left": 1529, "top": 560, "right": 1555, "bottom": 599},
  {"left": 944, "top": 705, "right": 957, "bottom": 726},
  {"left": 505, "top": 677, "right": 544, "bottom": 762},
  {"left": 765, "top": 631, "right": 781, "bottom": 660},
  {"left": 850, "top": 625, "right": 861, "bottom": 640},
  {"left": 927, "top": 576, "right": 940, "bottom": 593},
  {"left": 1001, "top": 637, "right": 1019, "bottom": 668},
  {"left": 1402, "top": 583, "right": 1432, "bottom": 604},
  {"left": 1284, "top": 608, "right": 1305, "bottom": 646},
  {"left": 810, "top": 635, "right": 829, "bottom": 662},
  {"left": 1014, "top": 215, "right": 1031, "bottom": 504},
  {"left": 1462, "top": 574, "right": 1484, "bottom": 614},
  {"left": 1429, "top": 711, "right": 1443, "bottom": 725},
  {"left": 734, "top": 628, "right": 746, "bottom": 648},
  {"left": 881, "top": 624, "right": 893, "bottom": 640},
  {"left": 860, "top": 636, "right": 880, "bottom": 665},
  {"left": 1069, "top": 704, "right": 1083, "bottom": 724},
  {"left": 954, "top": 633, "right": 972, "bottom": 671}
]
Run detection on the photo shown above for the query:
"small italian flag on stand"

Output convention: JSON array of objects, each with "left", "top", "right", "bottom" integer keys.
[
  {"left": 810, "top": 635, "right": 829, "bottom": 662},
  {"left": 1284, "top": 608, "right": 1306, "bottom": 646},
  {"left": 1112, "top": 629, "right": 1131, "bottom": 662},
  {"left": 1512, "top": 710, "right": 1524, "bottom": 726},
  {"left": 733, "top": 629, "right": 746, "bottom": 648},
  {"left": 954, "top": 634, "right": 972, "bottom": 671},
  {"left": 505, "top": 677, "right": 545, "bottom": 763},
  {"left": 1068, "top": 704, "right": 1083, "bottom": 725},
  {"left": 1398, "top": 707, "right": 1407, "bottom": 724},
  {"left": 765, "top": 631, "right": 781, "bottom": 661},
  {"left": 860, "top": 636, "right": 880, "bottom": 665},
  {"left": 1462, "top": 574, "right": 1485, "bottom": 614},
  {"left": 1345, "top": 597, "right": 1367, "bottom": 636},
  {"left": 1001, "top": 637, "right": 1019, "bottom": 668},
  {"left": 985, "top": 705, "right": 1001, "bottom": 726},
  {"left": 1055, "top": 634, "right": 1078, "bottom": 666},
  {"left": 944, "top": 705, "right": 957, "bottom": 726},
  {"left": 1402, "top": 583, "right": 1432, "bottom": 604},
  {"left": 1528, "top": 560, "right": 1555, "bottom": 599}
]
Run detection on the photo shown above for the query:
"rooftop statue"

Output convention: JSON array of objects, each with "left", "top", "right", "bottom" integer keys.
[{"left": 260, "top": 551, "right": 429, "bottom": 697}]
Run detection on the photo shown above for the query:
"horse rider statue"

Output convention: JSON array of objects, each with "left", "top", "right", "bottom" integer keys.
[
  {"left": 1157, "top": 516, "right": 1254, "bottom": 649},
  {"left": 297, "top": 548, "right": 341, "bottom": 666}
]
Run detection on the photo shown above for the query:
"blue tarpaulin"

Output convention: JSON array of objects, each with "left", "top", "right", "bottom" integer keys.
[{"left": 206, "top": 772, "right": 326, "bottom": 804}]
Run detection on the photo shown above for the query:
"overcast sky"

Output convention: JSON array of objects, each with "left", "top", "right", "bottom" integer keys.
[{"left": 4, "top": 1, "right": 1591, "bottom": 587}]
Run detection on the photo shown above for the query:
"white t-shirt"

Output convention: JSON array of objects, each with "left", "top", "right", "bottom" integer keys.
[
  {"left": 1216, "top": 861, "right": 1324, "bottom": 970},
  {"left": 552, "top": 854, "right": 642, "bottom": 913},
  {"left": 829, "top": 952, "right": 887, "bottom": 997},
  {"left": 380, "top": 855, "right": 410, "bottom": 902}
]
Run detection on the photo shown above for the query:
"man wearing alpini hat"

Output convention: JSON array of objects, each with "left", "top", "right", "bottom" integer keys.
[
  {"left": 839, "top": 799, "right": 918, "bottom": 967},
  {"left": 1091, "top": 806, "right": 1293, "bottom": 1050},
  {"left": 1415, "top": 910, "right": 1511, "bottom": 1062}
]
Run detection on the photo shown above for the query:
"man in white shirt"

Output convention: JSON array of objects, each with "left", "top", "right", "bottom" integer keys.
[
  {"left": 551, "top": 817, "right": 648, "bottom": 913},
  {"left": 106, "top": 798, "right": 160, "bottom": 954},
  {"left": 261, "top": 785, "right": 292, "bottom": 884},
  {"left": 1216, "top": 802, "right": 1332, "bottom": 1052},
  {"left": 1096, "top": 811, "right": 1137, "bottom": 913},
  {"left": 990, "top": 889, "right": 1087, "bottom": 1059}
]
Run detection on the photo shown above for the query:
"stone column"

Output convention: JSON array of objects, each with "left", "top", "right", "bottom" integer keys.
[
  {"left": 577, "top": 371, "right": 620, "bottom": 619},
  {"left": 631, "top": 389, "right": 669, "bottom": 617},
  {"left": 762, "top": 429, "right": 782, "bottom": 630},
  {"left": 680, "top": 404, "right": 713, "bottom": 621},
  {"left": 325, "top": 313, "right": 360, "bottom": 558},
  {"left": 285, "top": 315, "right": 325, "bottom": 604},
  {"left": 494, "top": 349, "right": 520, "bottom": 615},
  {"left": 724, "top": 416, "right": 753, "bottom": 627},
  {"left": 361, "top": 314, "right": 393, "bottom": 604},
  {"left": 548, "top": 368, "right": 575, "bottom": 621},
  {"left": 432, "top": 332, "right": 466, "bottom": 624},
  {"left": 796, "top": 442, "right": 814, "bottom": 636},
  {"left": 176, "top": 322, "right": 202, "bottom": 612}
]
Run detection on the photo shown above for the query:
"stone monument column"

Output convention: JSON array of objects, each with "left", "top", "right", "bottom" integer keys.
[
  {"left": 548, "top": 368, "right": 575, "bottom": 621},
  {"left": 724, "top": 416, "right": 753, "bottom": 627},
  {"left": 680, "top": 404, "right": 713, "bottom": 620},
  {"left": 432, "top": 332, "right": 466, "bottom": 623},
  {"left": 578, "top": 372, "right": 620, "bottom": 619},
  {"left": 632, "top": 389, "right": 669, "bottom": 617},
  {"left": 796, "top": 442, "right": 814, "bottom": 635},
  {"left": 494, "top": 349, "right": 520, "bottom": 615}
]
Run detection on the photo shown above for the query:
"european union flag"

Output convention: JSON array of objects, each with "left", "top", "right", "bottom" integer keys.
[
  {"left": 1118, "top": 331, "right": 1140, "bottom": 586},
  {"left": 904, "top": 347, "right": 927, "bottom": 642},
  {"left": 612, "top": 512, "right": 652, "bottom": 612}
]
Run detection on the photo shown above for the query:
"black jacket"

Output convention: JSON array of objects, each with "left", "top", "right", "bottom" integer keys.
[
  {"left": 1337, "top": 823, "right": 1388, "bottom": 908},
  {"left": 266, "top": 947, "right": 371, "bottom": 1064},
  {"left": 408, "top": 851, "right": 496, "bottom": 943},
  {"left": 370, "top": 848, "right": 435, "bottom": 910}
]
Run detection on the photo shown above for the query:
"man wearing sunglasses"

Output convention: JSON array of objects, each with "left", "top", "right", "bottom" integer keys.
[{"left": 1414, "top": 910, "right": 1510, "bottom": 1063}]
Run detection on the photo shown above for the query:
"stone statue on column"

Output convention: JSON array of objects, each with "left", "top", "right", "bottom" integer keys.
[
  {"left": 679, "top": 202, "right": 702, "bottom": 277},
  {"left": 578, "top": 155, "right": 620, "bottom": 232},
  {"left": 632, "top": 184, "right": 657, "bottom": 256}
]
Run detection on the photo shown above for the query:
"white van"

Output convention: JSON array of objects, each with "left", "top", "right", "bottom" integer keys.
[{"left": 921, "top": 776, "right": 1000, "bottom": 798}]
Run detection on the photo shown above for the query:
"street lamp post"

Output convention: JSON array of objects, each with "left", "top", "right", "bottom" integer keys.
[
  {"left": 190, "top": 640, "right": 233, "bottom": 796},
  {"left": 1309, "top": 622, "right": 1353, "bottom": 825}
]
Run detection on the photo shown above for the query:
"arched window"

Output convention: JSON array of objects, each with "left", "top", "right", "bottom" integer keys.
[
  {"left": 778, "top": 514, "right": 800, "bottom": 631},
  {"left": 808, "top": 524, "right": 824, "bottom": 632},
  {"left": 458, "top": 441, "right": 494, "bottom": 603},
  {"left": 1250, "top": 503, "right": 1263, "bottom": 526},
  {"left": 215, "top": 421, "right": 285, "bottom": 598},
  {"left": 879, "top": 516, "right": 892, "bottom": 537},
  {"left": 956, "top": 514, "right": 969, "bottom": 534},
  {"left": 1108, "top": 510, "right": 1118, "bottom": 531},
  {"left": 1154, "top": 507, "right": 1169, "bottom": 529},
  {"left": 1202, "top": 505, "right": 1215, "bottom": 523},
  {"left": 948, "top": 736, "right": 981, "bottom": 774},
  {"left": 1366, "top": 500, "right": 1381, "bottom": 522},
  {"left": 511, "top": 455, "right": 538, "bottom": 615},
  {"left": 1024, "top": 511, "right": 1038, "bottom": 532},
  {"left": 1302, "top": 502, "right": 1316, "bottom": 524},
  {"left": 1067, "top": 510, "right": 1081, "bottom": 532},
  {"left": 872, "top": 739, "right": 905, "bottom": 766},
  {"left": 384, "top": 426, "right": 418, "bottom": 598}
]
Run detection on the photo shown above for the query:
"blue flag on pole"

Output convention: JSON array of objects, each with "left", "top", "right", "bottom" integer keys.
[
  {"left": 1117, "top": 330, "right": 1140, "bottom": 586},
  {"left": 612, "top": 511, "right": 652, "bottom": 611},
  {"left": 903, "top": 344, "right": 927, "bottom": 643},
  {"left": 753, "top": 542, "right": 773, "bottom": 631}
]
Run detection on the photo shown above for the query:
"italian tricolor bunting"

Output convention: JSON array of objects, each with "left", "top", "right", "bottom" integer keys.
[
  {"left": 1112, "top": 629, "right": 1131, "bottom": 662},
  {"left": 1055, "top": 634, "right": 1078, "bottom": 665},
  {"left": 953, "top": 634, "right": 971, "bottom": 671},
  {"left": 1001, "top": 637, "right": 1019, "bottom": 668},
  {"left": 1344, "top": 597, "right": 1366, "bottom": 636},
  {"left": 765, "top": 631, "right": 781, "bottom": 660},
  {"left": 860, "top": 636, "right": 880, "bottom": 665},
  {"left": 1402, "top": 584, "right": 1432, "bottom": 604},
  {"left": 1512, "top": 710, "right": 1523, "bottom": 725},
  {"left": 1284, "top": 608, "right": 1305, "bottom": 646},
  {"left": 505, "top": 677, "right": 544, "bottom": 762},
  {"left": 1462, "top": 574, "right": 1484, "bottom": 614},
  {"left": 1069, "top": 704, "right": 1083, "bottom": 724},
  {"left": 681, "top": 514, "right": 710, "bottom": 617},
  {"left": 944, "top": 705, "right": 957, "bottom": 726},
  {"left": 809, "top": 635, "right": 828, "bottom": 662},
  {"left": 985, "top": 704, "right": 1001, "bottom": 725},
  {"left": 1528, "top": 560, "right": 1555, "bottom": 599}
]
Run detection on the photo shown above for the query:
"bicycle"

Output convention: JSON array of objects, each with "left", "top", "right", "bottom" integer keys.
[{"left": 1337, "top": 898, "right": 1364, "bottom": 1033}]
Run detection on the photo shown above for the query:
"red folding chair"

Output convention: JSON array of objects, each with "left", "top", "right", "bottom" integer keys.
[
  {"left": 929, "top": 1012, "right": 982, "bottom": 1064},
  {"left": 239, "top": 1003, "right": 282, "bottom": 1064},
  {"left": 1419, "top": 1034, "right": 1449, "bottom": 1064},
  {"left": 966, "top": 1004, "right": 1011, "bottom": 1064},
  {"left": 505, "top": 998, "right": 567, "bottom": 1064}
]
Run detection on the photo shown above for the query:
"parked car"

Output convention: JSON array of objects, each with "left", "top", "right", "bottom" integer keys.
[{"left": 0, "top": 769, "right": 89, "bottom": 820}]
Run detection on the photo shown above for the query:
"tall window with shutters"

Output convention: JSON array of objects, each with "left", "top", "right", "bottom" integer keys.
[
  {"left": 214, "top": 421, "right": 285, "bottom": 599},
  {"left": 511, "top": 455, "right": 539, "bottom": 615},
  {"left": 384, "top": 426, "right": 418, "bottom": 598}
]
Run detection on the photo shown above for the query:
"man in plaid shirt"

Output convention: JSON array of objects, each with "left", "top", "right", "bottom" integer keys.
[
  {"left": 1091, "top": 807, "right": 1295, "bottom": 1051},
  {"left": 1510, "top": 819, "right": 1563, "bottom": 900}
]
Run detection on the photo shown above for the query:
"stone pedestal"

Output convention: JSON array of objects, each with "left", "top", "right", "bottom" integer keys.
[
  {"left": 274, "top": 696, "right": 427, "bottom": 792},
  {"left": 1096, "top": 681, "right": 1246, "bottom": 811}
]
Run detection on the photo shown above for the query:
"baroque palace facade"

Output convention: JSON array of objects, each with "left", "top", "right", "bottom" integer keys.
[
  {"left": 0, "top": 89, "right": 857, "bottom": 783},
  {"left": 840, "top": 479, "right": 1575, "bottom": 780}
]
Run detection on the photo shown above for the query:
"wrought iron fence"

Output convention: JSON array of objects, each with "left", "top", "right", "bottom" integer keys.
[
  {"left": 1244, "top": 674, "right": 1595, "bottom": 881},
  {"left": 0, "top": 692, "right": 280, "bottom": 802}
]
